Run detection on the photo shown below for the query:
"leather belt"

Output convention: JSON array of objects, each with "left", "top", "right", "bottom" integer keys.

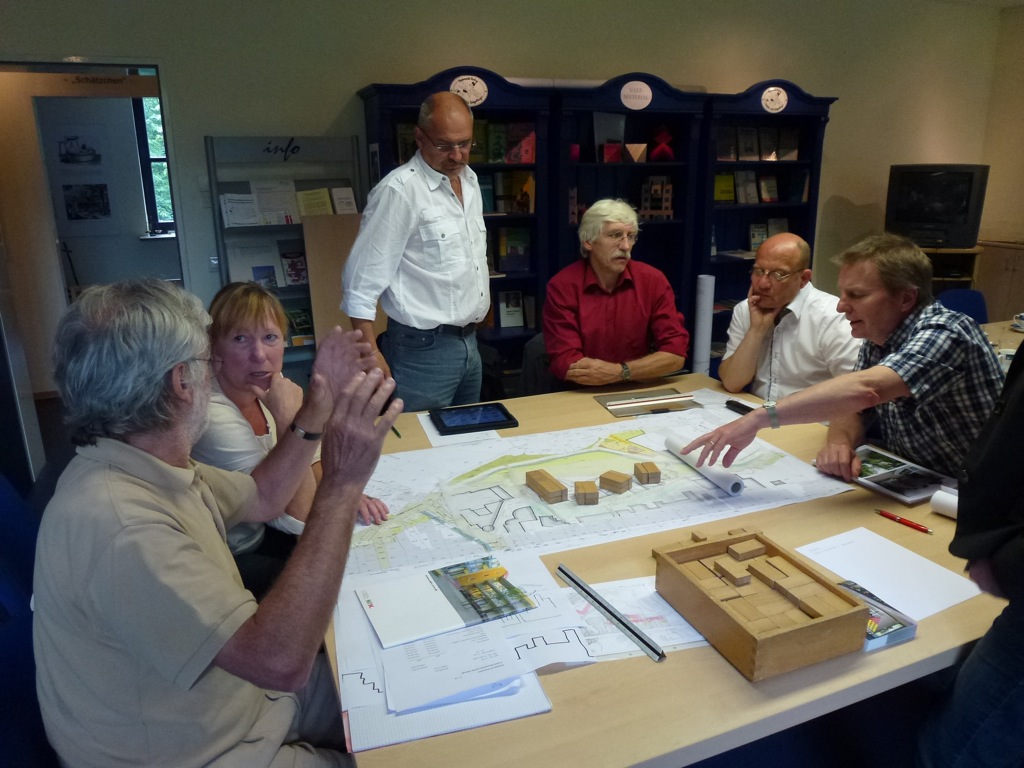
[{"left": 389, "top": 319, "right": 476, "bottom": 337}]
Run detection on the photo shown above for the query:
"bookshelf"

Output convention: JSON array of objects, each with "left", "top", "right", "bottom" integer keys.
[
  {"left": 700, "top": 81, "right": 836, "bottom": 375},
  {"left": 555, "top": 74, "right": 705, "bottom": 334},
  {"left": 359, "top": 67, "right": 553, "bottom": 379},
  {"left": 204, "top": 135, "right": 363, "bottom": 383}
]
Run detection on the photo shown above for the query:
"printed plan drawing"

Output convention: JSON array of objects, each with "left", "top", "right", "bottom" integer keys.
[{"left": 349, "top": 392, "right": 849, "bottom": 577}]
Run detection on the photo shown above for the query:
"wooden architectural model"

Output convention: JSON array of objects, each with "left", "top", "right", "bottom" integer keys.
[
  {"left": 634, "top": 461, "right": 661, "bottom": 484},
  {"left": 599, "top": 470, "right": 632, "bottom": 494},
  {"left": 574, "top": 480, "right": 599, "bottom": 505},
  {"left": 653, "top": 528, "right": 868, "bottom": 681},
  {"left": 525, "top": 469, "right": 568, "bottom": 503}
]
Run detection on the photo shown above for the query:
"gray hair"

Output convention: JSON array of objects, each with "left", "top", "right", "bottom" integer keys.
[
  {"left": 53, "top": 279, "right": 210, "bottom": 445},
  {"left": 832, "top": 233, "right": 934, "bottom": 309},
  {"left": 578, "top": 199, "right": 640, "bottom": 256}
]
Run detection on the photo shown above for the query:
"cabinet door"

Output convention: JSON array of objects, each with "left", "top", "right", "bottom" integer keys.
[{"left": 975, "top": 244, "right": 1022, "bottom": 322}]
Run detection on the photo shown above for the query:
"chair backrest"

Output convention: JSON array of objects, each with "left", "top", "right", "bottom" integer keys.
[
  {"left": 937, "top": 288, "right": 988, "bottom": 324},
  {"left": 0, "top": 474, "right": 59, "bottom": 766}
]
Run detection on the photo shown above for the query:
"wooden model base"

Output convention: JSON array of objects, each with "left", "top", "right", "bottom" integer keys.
[
  {"left": 525, "top": 469, "right": 568, "bottom": 504},
  {"left": 653, "top": 528, "right": 868, "bottom": 681}
]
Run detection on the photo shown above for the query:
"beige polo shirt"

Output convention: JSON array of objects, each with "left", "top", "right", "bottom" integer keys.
[{"left": 33, "top": 438, "right": 301, "bottom": 767}]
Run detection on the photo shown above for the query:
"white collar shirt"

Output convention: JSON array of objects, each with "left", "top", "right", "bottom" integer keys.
[{"left": 342, "top": 150, "right": 489, "bottom": 329}]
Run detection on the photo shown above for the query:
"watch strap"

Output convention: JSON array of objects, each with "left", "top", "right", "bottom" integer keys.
[
  {"left": 289, "top": 422, "right": 323, "bottom": 441},
  {"left": 762, "top": 401, "right": 780, "bottom": 429}
]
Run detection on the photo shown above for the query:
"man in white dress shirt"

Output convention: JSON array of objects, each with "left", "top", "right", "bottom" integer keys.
[
  {"left": 342, "top": 91, "right": 489, "bottom": 411},
  {"left": 718, "top": 232, "right": 860, "bottom": 401}
]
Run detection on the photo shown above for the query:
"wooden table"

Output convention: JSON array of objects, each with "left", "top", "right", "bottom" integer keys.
[
  {"left": 982, "top": 319, "right": 1023, "bottom": 353},
  {"left": 345, "top": 375, "right": 1002, "bottom": 767}
]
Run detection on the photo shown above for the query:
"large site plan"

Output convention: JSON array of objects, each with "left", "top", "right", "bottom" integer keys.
[{"left": 349, "top": 391, "right": 849, "bottom": 577}]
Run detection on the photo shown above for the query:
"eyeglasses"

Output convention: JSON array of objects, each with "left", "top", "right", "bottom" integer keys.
[
  {"left": 750, "top": 267, "right": 795, "bottom": 283},
  {"left": 604, "top": 230, "right": 639, "bottom": 245},
  {"left": 419, "top": 129, "right": 476, "bottom": 154},
  {"left": 193, "top": 356, "right": 222, "bottom": 376}
]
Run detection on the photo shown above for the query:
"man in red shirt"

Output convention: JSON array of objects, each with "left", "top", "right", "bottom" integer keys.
[{"left": 543, "top": 198, "right": 689, "bottom": 386}]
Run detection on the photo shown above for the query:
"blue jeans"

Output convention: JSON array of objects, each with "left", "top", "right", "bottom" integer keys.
[
  {"left": 918, "top": 599, "right": 1024, "bottom": 768},
  {"left": 380, "top": 321, "right": 482, "bottom": 412}
]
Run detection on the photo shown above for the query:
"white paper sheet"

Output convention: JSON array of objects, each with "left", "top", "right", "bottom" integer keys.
[
  {"left": 416, "top": 412, "right": 500, "bottom": 447},
  {"left": 797, "top": 527, "right": 980, "bottom": 621}
]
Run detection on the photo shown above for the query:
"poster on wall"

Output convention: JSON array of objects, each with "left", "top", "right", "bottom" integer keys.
[
  {"left": 62, "top": 184, "right": 111, "bottom": 220},
  {"left": 57, "top": 132, "right": 104, "bottom": 167},
  {"left": 50, "top": 123, "right": 119, "bottom": 234}
]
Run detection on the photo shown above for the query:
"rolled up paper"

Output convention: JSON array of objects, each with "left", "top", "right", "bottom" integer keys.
[
  {"left": 931, "top": 488, "right": 958, "bottom": 520},
  {"left": 692, "top": 274, "right": 715, "bottom": 375},
  {"left": 664, "top": 434, "right": 745, "bottom": 496}
]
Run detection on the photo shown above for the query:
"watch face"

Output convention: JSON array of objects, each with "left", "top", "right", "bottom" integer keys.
[
  {"left": 450, "top": 75, "right": 489, "bottom": 107},
  {"left": 761, "top": 86, "right": 788, "bottom": 114}
]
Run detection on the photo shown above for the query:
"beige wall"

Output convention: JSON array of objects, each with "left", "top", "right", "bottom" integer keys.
[{"left": 0, "top": 0, "right": 1010, "bottom": 391}]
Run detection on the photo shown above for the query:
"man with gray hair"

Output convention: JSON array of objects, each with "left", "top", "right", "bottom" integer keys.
[
  {"left": 33, "top": 279, "right": 400, "bottom": 767},
  {"left": 683, "top": 233, "right": 1002, "bottom": 480},
  {"left": 543, "top": 198, "right": 690, "bottom": 386}
]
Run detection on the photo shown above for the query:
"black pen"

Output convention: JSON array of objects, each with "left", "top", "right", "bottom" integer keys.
[{"left": 391, "top": 425, "right": 401, "bottom": 439}]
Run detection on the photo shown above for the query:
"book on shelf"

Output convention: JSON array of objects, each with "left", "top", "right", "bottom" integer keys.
[
  {"left": 355, "top": 555, "right": 536, "bottom": 649},
  {"left": 837, "top": 580, "right": 917, "bottom": 652},
  {"left": 505, "top": 122, "right": 536, "bottom": 164},
  {"left": 469, "top": 118, "right": 487, "bottom": 164},
  {"left": 714, "top": 173, "right": 736, "bottom": 203},
  {"left": 854, "top": 444, "right": 957, "bottom": 506},
  {"left": 280, "top": 250, "right": 308, "bottom": 286},
  {"left": 252, "top": 180, "right": 300, "bottom": 225},
  {"left": 227, "top": 243, "right": 283, "bottom": 285},
  {"left": 717, "top": 250, "right": 756, "bottom": 261},
  {"left": 511, "top": 170, "right": 535, "bottom": 214},
  {"left": 285, "top": 307, "right": 314, "bottom": 337},
  {"left": 758, "top": 175, "right": 779, "bottom": 203},
  {"left": 749, "top": 223, "right": 769, "bottom": 251},
  {"left": 778, "top": 127, "right": 800, "bottom": 161},
  {"left": 716, "top": 127, "right": 738, "bottom": 161},
  {"left": 295, "top": 187, "right": 333, "bottom": 218},
  {"left": 479, "top": 174, "right": 496, "bottom": 213},
  {"left": 593, "top": 112, "right": 626, "bottom": 162},
  {"left": 330, "top": 186, "right": 358, "bottom": 214},
  {"left": 395, "top": 122, "right": 416, "bottom": 163},
  {"left": 497, "top": 227, "right": 530, "bottom": 273},
  {"left": 493, "top": 171, "right": 514, "bottom": 213},
  {"left": 498, "top": 290, "right": 525, "bottom": 328},
  {"left": 524, "top": 294, "right": 537, "bottom": 329},
  {"left": 220, "top": 194, "right": 259, "bottom": 227},
  {"left": 736, "top": 126, "right": 759, "bottom": 161},
  {"left": 767, "top": 217, "right": 789, "bottom": 237},
  {"left": 487, "top": 122, "right": 508, "bottom": 163},
  {"left": 758, "top": 127, "right": 779, "bottom": 161},
  {"left": 734, "top": 170, "right": 758, "bottom": 204}
]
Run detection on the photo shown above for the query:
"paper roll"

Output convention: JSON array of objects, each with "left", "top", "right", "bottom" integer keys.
[
  {"left": 664, "top": 434, "right": 744, "bottom": 496},
  {"left": 692, "top": 274, "right": 715, "bottom": 375},
  {"left": 931, "top": 489, "right": 958, "bottom": 520}
]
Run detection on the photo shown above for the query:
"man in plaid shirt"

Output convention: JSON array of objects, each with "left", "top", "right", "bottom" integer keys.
[{"left": 683, "top": 233, "right": 1003, "bottom": 480}]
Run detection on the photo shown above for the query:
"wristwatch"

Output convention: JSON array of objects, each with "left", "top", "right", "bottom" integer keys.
[
  {"left": 620, "top": 362, "right": 632, "bottom": 381},
  {"left": 290, "top": 422, "right": 323, "bottom": 441},
  {"left": 762, "top": 401, "right": 780, "bottom": 429}
]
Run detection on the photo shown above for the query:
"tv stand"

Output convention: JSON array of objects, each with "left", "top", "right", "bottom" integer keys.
[{"left": 920, "top": 246, "right": 982, "bottom": 294}]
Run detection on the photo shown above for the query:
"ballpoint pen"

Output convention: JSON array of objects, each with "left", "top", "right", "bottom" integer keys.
[
  {"left": 876, "top": 508, "right": 933, "bottom": 534},
  {"left": 391, "top": 425, "right": 402, "bottom": 439}
]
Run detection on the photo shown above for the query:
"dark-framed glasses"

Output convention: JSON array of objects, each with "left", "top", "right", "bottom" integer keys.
[{"left": 750, "top": 267, "right": 794, "bottom": 283}]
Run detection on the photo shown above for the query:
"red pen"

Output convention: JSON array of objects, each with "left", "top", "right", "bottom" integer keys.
[{"left": 876, "top": 508, "right": 933, "bottom": 534}]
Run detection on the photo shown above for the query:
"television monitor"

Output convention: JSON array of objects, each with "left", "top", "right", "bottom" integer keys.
[{"left": 884, "top": 164, "right": 989, "bottom": 249}]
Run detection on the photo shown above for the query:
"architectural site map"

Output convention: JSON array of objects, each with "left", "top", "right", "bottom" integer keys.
[{"left": 349, "top": 391, "right": 849, "bottom": 577}]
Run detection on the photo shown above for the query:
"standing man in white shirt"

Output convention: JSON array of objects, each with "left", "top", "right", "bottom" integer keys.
[
  {"left": 342, "top": 91, "right": 489, "bottom": 412},
  {"left": 718, "top": 232, "right": 860, "bottom": 401}
]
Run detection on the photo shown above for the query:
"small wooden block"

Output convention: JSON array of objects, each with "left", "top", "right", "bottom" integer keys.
[
  {"left": 699, "top": 557, "right": 720, "bottom": 572},
  {"left": 734, "top": 582, "right": 759, "bottom": 597},
  {"left": 599, "top": 470, "right": 632, "bottom": 494},
  {"left": 785, "top": 608, "right": 813, "bottom": 625},
  {"left": 727, "top": 598, "right": 765, "bottom": 622},
  {"left": 683, "top": 560, "right": 716, "bottom": 580},
  {"left": 748, "top": 559, "right": 786, "bottom": 588},
  {"left": 757, "top": 597, "right": 794, "bottom": 617},
  {"left": 690, "top": 530, "right": 708, "bottom": 542},
  {"left": 746, "top": 618, "right": 778, "bottom": 635},
  {"left": 775, "top": 576, "right": 816, "bottom": 602},
  {"left": 625, "top": 143, "right": 648, "bottom": 163},
  {"left": 574, "top": 480, "right": 599, "bottom": 505},
  {"left": 714, "top": 558, "right": 751, "bottom": 586},
  {"left": 708, "top": 584, "right": 740, "bottom": 601},
  {"left": 798, "top": 594, "right": 835, "bottom": 619},
  {"left": 767, "top": 555, "right": 800, "bottom": 577},
  {"left": 771, "top": 611, "right": 797, "bottom": 628},
  {"left": 634, "top": 461, "right": 661, "bottom": 484},
  {"left": 728, "top": 539, "right": 766, "bottom": 561},
  {"left": 525, "top": 469, "right": 568, "bottom": 503}
]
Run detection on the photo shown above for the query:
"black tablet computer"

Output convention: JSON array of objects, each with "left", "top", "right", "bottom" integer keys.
[{"left": 428, "top": 402, "right": 519, "bottom": 435}]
